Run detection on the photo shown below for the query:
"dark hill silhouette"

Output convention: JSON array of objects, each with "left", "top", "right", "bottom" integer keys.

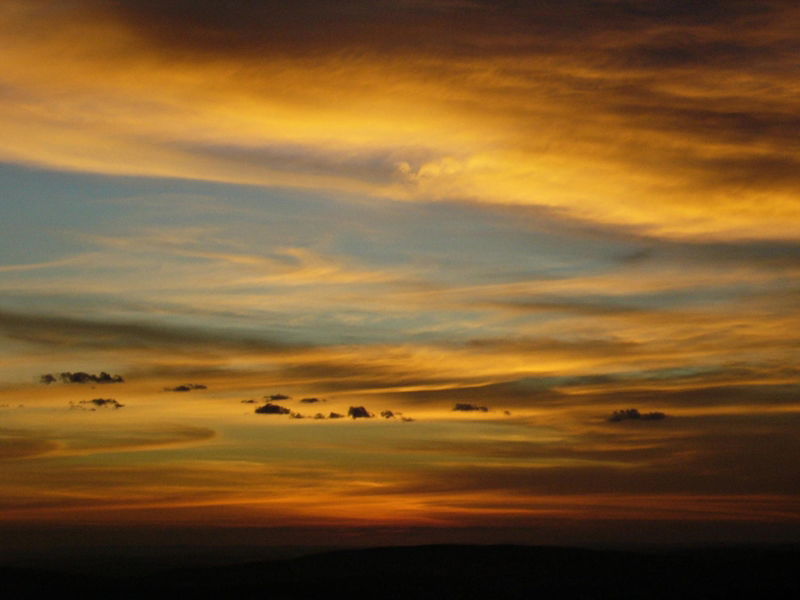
[{"left": 3, "top": 544, "right": 799, "bottom": 599}]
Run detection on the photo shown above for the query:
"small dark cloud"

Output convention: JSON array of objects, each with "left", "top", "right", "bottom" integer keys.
[
  {"left": 267, "top": 393, "right": 291, "bottom": 401},
  {"left": 289, "top": 412, "right": 305, "bottom": 419},
  {"left": 72, "top": 398, "right": 124, "bottom": 410},
  {"left": 453, "top": 403, "right": 488, "bottom": 412},
  {"left": 255, "top": 403, "right": 291, "bottom": 415},
  {"left": 313, "top": 413, "right": 326, "bottom": 419},
  {"left": 381, "top": 410, "right": 395, "bottom": 418},
  {"left": 348, "top": 406, "right": 373, "bottom": 419},
  {"left": 328, "top": 412, "right": 344, "bottom": 419},
  {"left": 240, "top": 399, "right": 258, "bottom": 404},
  {"left": 401, "top": 416, "right": 415, "bottom": 422},
  {"left": 608, "top": 408, "right": 668, "bottom": 422},
  {"left": 300, "top": 397, "right": 322, "bottom": 403},
  {"left": 41, "top": 371, "right": 124, "bottom": 384},
  {"left": 164, "top": 383, "right": 207, "bottom": 392}
]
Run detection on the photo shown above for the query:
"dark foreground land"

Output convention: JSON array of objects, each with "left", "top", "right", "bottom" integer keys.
[{"left": 3, "top": 544, "right": 799, "bottom": 599}]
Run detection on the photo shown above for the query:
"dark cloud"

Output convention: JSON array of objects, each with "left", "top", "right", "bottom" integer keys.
[
  {"left": 73, "top": 398, "right": 124, "bottom": 410},
  {"left": 328, "top": 412, "right": 344, "bottom": 419},
  {"left": 101, "top": 0, "right": 779, "bottom": 59},
  {"left": 380, "top": 410, "right": 395, "bottom": 418},
  {"left": 40, "top": 371, "right": 124, "bottom": 384},
  {"left": 610, "top": 99, "right": 800, "bottom": 158},
  {"left": 101, "top": 0, "right": 491, "bottom": 57},
  {"left": 348, "top": 406, "right": 372, "bottom": 419},
  {"left": 164, "top": 383, "right": 207, "bottom": 392},
  {"left": 608, "top": 408, "right": 667, "bottom": 422},
  {"left": 267, "top": 394, "right": 291, "bottom": 401},
  {"left": 300, "top": 397, "right": 321, "bottom": 403},
  {"left": 254, "top": 403, "right": 291, "bottom": 415},
  {"left": 453, "top": 403, "right": 488, "bottom": 412}
]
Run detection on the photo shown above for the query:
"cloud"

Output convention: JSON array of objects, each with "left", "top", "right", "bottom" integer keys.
[
  {"left": 73, "top": 398, "right": 125, "bottom": 410},
  {"left": 81, "top": 232, "right": 409, "bottom": 290},
  {"left": 0, "top": 425, "right": 215, "bottom": 461},
  {"left": 61, "top": 425, "right": 217, "bottom": 455},
  {"left": 10, "top": 296, "right": 796, "bottom": 419},
  {"left": 608, "top": 409, "right": 667, "bottom": 423},
  {"left": 164, "top": 383, "right": 207, "bottom": 392},
  {"left": 254, "top": 403, "right": 291, "bottom": 415},
  {"left": 40, "top": 371, "right": 124, "bottom": 384},
  {"left": 453, "top": 403, "right": 488, "bottom": 412},
  {"left": 2, "top": 0, "right": 800, "bottom": 238},
  {"left": 300, "top": 397, "right": 321, "bottom": 403},
  {"left": 0, "top": 309, "right": 297, "bottom": 354},
  {"left": 348, "top": 406, "right": 373, "bottom": 419}
]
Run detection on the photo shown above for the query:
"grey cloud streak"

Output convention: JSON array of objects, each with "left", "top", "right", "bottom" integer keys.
[{"left": 0, "top": 309, "right": 305, "bottom": 355}]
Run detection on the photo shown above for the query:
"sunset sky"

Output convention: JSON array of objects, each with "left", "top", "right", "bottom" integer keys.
[{"left": 2, "top": 0, "right": 800, "bottom": 551}]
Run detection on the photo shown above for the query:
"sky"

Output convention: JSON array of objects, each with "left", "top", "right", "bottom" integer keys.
[{"left": 1, "top": 0, "right": 800, "bottom": 551}]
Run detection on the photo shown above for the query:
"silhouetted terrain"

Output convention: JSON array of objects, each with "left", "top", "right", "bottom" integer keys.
[{"left": 3, "top": 544, "right": 799, "bottom": 599}]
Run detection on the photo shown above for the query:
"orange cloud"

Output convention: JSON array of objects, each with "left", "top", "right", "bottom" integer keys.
[{"left": 2, "top": 1, "right": 800, "bottom": 239}]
